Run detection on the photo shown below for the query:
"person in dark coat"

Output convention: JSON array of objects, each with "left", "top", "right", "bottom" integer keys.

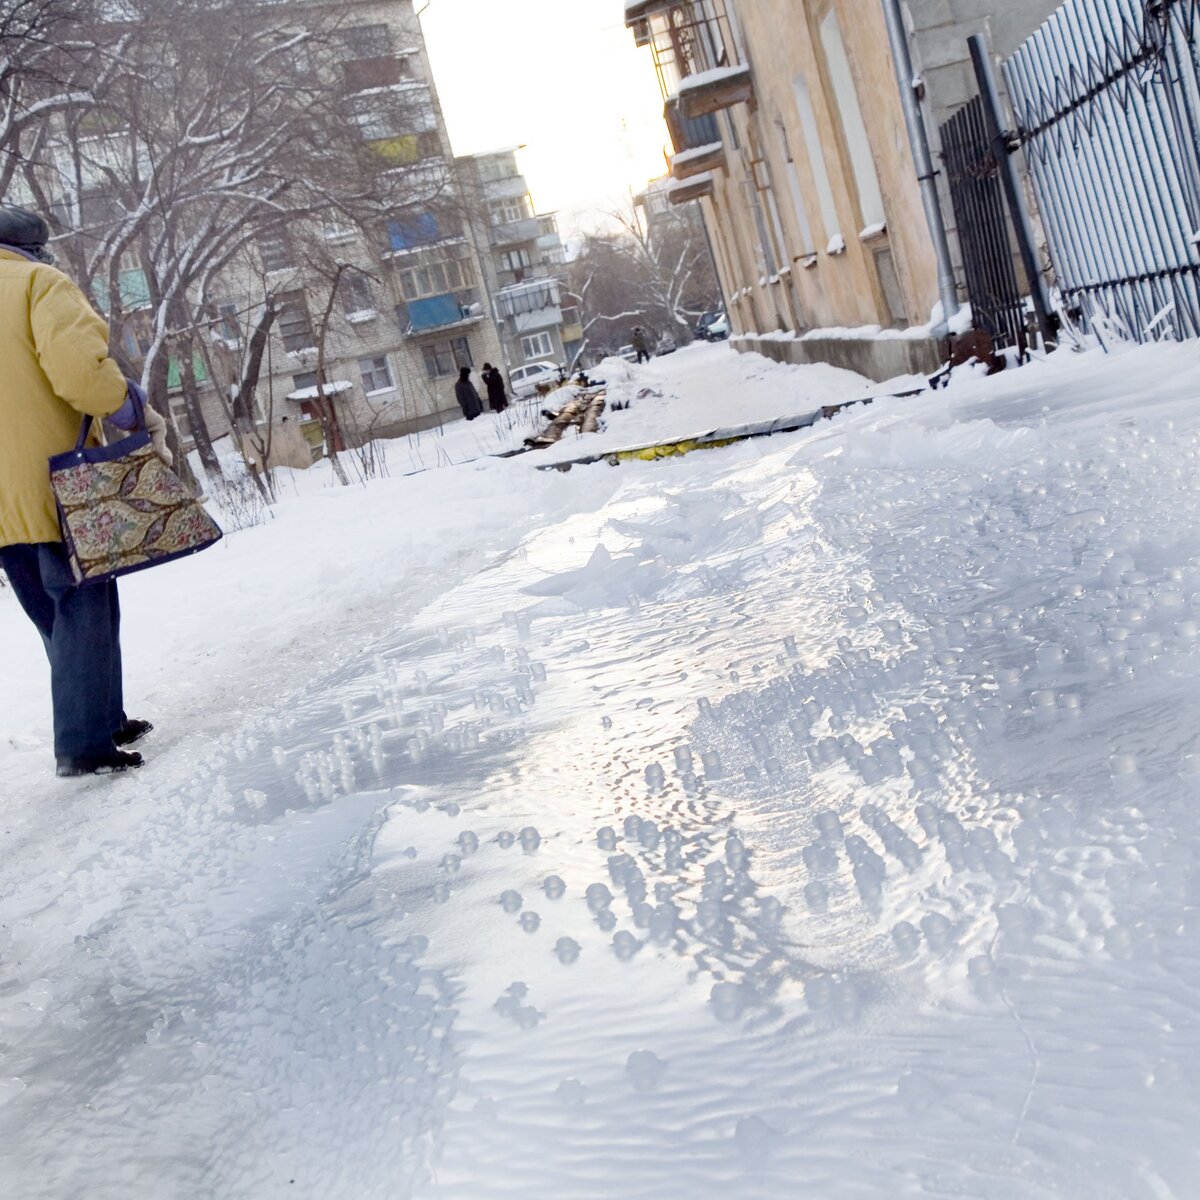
[
  {"left": 481, "top": 362, "right": 509, "bottom": 413},
  {"left": 454, "top": 366, "right": 483, "bottom": 421},
  {"left": 631, "top": 325, "right": 651, "bottom": 364}
]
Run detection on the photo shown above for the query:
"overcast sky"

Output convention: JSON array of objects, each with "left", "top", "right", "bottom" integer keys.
[{"left": 419, "top": 0, "right": 670, "bottom": 237}]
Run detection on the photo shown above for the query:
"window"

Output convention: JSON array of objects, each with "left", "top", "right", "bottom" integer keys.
[
  {"left": 397, "top": 257, "right": 469, "bottom": 301},
  {"left": 421, "top": 336, "right": 472, "bottom": 379},
  {"left": 339, "top": 24, "right": 393, "bottom": 60},
  {"left": 217, "top": 303, "right": 241, "bottom": 342},
  {"left": 778, "top": 120, "right": 816, "bottom": 256},
  {"left": 792, "top": 72, "right": 840, "bottom": 240},
  {"left": 342, "top": 56, "right": 409, "bottom": 92},
  {"left": 521, "top": 332, "right": 555, "bottom": 359},
  {"left": 350, "top": 95, "right": 402, "bottom": 142},
  {"left": 386, "top": 212, "right": 444, "bottom": 252},
  {"left": 339, "top": 271, "right": 375, "bottom": 316},
  {"left": 292, "top": 371, "right": 319, "bottom": 392},
  {"left": 259, "top": 231, "right": 291, "bottom": 273},
  {"left": 819, "top": 11, "right": 886, "bottom": 229},
  {"left": 275, "top": 291, "right": 315, "bottom": 352},
  {"left": 500, "top": 248, "right": 533, "bottom": 272},
  {"left": 489, "top": 197, "right": 529, "bottom": 226},
  {"left": 359, "top": 355, "right": 394, "bottom": 394}
]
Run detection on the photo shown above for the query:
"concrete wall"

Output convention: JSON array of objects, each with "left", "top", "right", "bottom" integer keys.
[{"left": 734, "top": 333, "right": 943, "bottom": 382}]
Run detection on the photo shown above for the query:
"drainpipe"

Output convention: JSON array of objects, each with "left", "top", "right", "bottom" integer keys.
[{"left": 879, "top": 0, "right": 962, "bottom": 336}]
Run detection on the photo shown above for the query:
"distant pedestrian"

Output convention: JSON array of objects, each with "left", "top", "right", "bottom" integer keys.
[
  {"left": 481, "top": 362, "right": 509, "bottom": 413},
  {"left": 455, "top": 366, "right": 483, "bottom": 421},
  {"left": 631, "top": 326, "right": 650, "bottom": 364},
  {"left": 0, "top": 204, "right": 162, "bottom": 777}
]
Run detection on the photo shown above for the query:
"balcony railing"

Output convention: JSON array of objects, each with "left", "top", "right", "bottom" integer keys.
[
  {"left": 401, "top": 290, "right": 485, "bottom": 334},
  {"left": 624, "top": 0, "right": 752, "bottom": 118},
  {"left": 495, "top": 277, "right": 561, "bottom": 320},
  {"left": 489, "top": 215, "right": 541, "bottom": 247}
]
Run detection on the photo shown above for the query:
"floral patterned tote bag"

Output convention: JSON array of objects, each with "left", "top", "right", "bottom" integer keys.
[{"left": 49, "top": 406, "right": 223, "bottom": 585}]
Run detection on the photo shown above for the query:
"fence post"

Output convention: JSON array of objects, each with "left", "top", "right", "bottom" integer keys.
[{"left": 968, "top": 35, "right": 1057, "bottom": 350}]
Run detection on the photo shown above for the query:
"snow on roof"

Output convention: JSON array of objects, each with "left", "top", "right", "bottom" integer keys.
[
  {"left": 286, "top": 380, "right": 354, "bottom": 402},
  {"left": 667, "top": 171, "right": 714, "bottom": 192},
  {"left": 675, "top": 64, "right": 752, "bottom": 95},
  {"left": 670, "top": 142, "right": 724, "bottom": 167}
]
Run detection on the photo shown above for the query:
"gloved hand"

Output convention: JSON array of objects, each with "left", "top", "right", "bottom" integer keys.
[
  {"left": 109, "top": 380, "right": 148, "bottom": 431},
  {"left": 142, "top": 404, "right": 173, "bottom": 467}
]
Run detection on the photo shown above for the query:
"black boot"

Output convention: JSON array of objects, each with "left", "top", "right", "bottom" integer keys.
[
  {"left": 56, "top": 749, "right": 144, "bottom": 777},
  {"left": 114, "top": 718, "right": 154, "bottom": 747}
]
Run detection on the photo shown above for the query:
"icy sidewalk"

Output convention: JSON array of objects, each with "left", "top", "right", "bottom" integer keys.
[{"left": 2, "top": 341, "right": 1200, "bottom": 1197}]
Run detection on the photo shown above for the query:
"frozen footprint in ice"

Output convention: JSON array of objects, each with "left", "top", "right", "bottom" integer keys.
[
  {"left": 556, "top": 1078, "right": 587, "bottom": 1106},
  {"left": 500, "top": 890, "right": 523, "bottom": 914},
  {"left": 612, "top": 930, "right": 641, "bottom": 960},
  {"left": 494, "top": 982, "right": 542, "bottom": 1029},
  {"left": 520, "top": 826, "right": 542, "bottom": 852},
  {"left": 520, "top": 911, "right": 541, "bottom": 933},
  {"left": 734, "top": 1115, "right": 778, "bottom": 1161},
  {"left": 554, "top": 937, "right": 581, "bottom": 964},
  {"left": 710, "top": 981, "right": 747, "bottom": 1023},
  {"left": 626, "top": 1049, "right": 666, "bottom": 1092},
  {"left": 543, "top": 875, "right": 566, "bottom": 900}
]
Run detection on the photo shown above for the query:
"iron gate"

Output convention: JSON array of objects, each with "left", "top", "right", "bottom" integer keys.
[
  {"left": 940, "top": 97, "right": 1029, "bottom": 352},
  {"left": 1006, "top": 0, "right": 1200, "bottom": 341}
]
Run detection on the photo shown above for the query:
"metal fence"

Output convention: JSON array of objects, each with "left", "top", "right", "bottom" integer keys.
[
  {"left": 1005, "top": 0, "right": 1200, "bottom": 341},
  {"left": 940, "top": 97, "right": 1029, "bottom": 352}
]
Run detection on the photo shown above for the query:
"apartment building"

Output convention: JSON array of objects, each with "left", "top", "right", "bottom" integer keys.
[
  {"left": 192, "top": 0, "right": 506, "bottom": 461},
  {"left": 624, "top": 0, "right": 1057, "bottom": 381},
  {"left": 456, "top": 148, "right": 583, "bottom": 374}
]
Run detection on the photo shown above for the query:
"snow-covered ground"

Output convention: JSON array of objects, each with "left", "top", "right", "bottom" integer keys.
[{"left": 3, "top": 339, "right": 1200, "bottom": 1198}]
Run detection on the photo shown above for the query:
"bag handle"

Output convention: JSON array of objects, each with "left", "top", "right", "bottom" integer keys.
[{"left": 74, "top": 384, "right": 147, "bottom": 452}]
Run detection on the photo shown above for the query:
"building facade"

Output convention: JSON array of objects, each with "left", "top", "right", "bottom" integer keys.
[
  {"left": 197, "top": 0, "right": 506, "bottom": 462},
  {"left": 625, "top": 0, "right": 1058, "bottom": 380},
  {"left": 456, "top": 148, "right": 582, "bottom": 373}
]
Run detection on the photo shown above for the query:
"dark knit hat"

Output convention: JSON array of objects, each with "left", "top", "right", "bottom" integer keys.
[{"left": 0, "top": 205, "right": 54, "bottom": 263}]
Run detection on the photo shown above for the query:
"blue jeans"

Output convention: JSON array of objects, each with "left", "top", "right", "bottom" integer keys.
[{"left": 0, "top": 542, "right": 123, "bottom": 759}]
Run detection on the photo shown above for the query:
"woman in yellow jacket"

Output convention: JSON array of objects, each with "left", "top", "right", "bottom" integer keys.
[{"left": 0, "top": 205, "right": 162, "bottom": 776}]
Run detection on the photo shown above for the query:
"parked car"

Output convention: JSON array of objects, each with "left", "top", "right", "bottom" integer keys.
[
  {"left": 694, "top": 310, "right": 723, "bottom": 341},
  {"left": 617, "top": 344, "right": 639, "bottom": 363},
  {"left": 705, "top": 311, "right": 730, "bottom": 341},
  {"left": 510, "top": 361, "right": 563, "bottom": 399},
  {"left": 655, "top": 333, "right": 677, "bottom": 356}
]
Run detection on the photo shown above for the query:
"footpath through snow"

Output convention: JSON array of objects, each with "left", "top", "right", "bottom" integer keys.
[{"left": 2, "top": 341, "right": 1200, "bottom": 1198}]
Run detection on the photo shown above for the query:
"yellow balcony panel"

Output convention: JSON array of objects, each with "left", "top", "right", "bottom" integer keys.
[
  {"left": 670, "top": 141, "right": 725, "bottom": 181},
  {"left": 676, "top": 63, "right": 754, "bottom": 120}
]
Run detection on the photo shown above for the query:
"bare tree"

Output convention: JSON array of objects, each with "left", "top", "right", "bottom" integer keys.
[
  {"left": 8, "top": 0, "right": 455, "bottom": 490},
  {"left": 568, "top": 202, "right": 718, "bottom": 361}
]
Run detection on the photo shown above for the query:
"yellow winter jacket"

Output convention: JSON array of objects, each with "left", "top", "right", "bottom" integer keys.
[{"left": 0, "top": 247, "right": 128, "bottom": 547}]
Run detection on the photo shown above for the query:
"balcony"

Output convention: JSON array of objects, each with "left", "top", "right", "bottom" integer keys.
[
  {"left": 495, "top": 277, "right": 560, "bottom": 320},
  {"left": 402, "top": 291, "right": 485, "bottom": 335},
  {"left": 489, "top": 216, "right": 541, "bottom": 247},
  {"left": 625, "top": 0, "right": 753, "bottom": 118},
  {"left": 670, "top": 140, "right": 725, "bottom": 180},
  {"left": 663, "top": 96, "right": 720, "bottom": 155},
  {"left": 676, "top": 63, "right": 753, "bottom": 119},
  {"left": 668, "top": 172, "right": 715, "bottom": 205}
]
